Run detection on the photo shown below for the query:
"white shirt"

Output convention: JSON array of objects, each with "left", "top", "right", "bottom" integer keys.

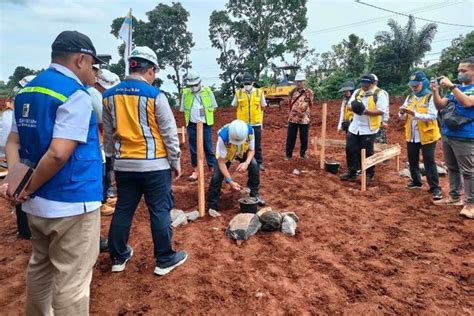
[
  {"left": 216, "top": 136, "right": 255, "bottom": 161},
  {"left": 0, "top": 108, "right": 13, "bottom": 157},
  {"left": 10, "top": 63, "right": 101, "bottom": 218},
  {"left": 231, "top": 87, "right": 267, "bottom": 126},
  {"left": 348, "top": 88, "right": 389, "bottom": 135},
  {"left": 398, "top": 95, "right": 438, "bottom": 143},
  {"left": 179, "top": 88, "right": 218, "bottom": 124}
]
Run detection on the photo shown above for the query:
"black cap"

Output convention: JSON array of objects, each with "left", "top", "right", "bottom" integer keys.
[
  {"left": 52, "top": 31, "right": 106, "bottom": 64},
  {"left": 338, "top": 80, "right": 355, "bottom": 92},
  {"left": 360, "top": 74, "right": 376, "bottom": 85},
  {"left": 351, "top": 100, "right": 366, "bottom": 115},
  {"left": 241, "top": 73, "right": 254, "bottom": 83}
]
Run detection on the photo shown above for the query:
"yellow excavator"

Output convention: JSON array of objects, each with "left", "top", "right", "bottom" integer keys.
[{"left": 261, "top": 65, "right": 300, "bottom": 107}]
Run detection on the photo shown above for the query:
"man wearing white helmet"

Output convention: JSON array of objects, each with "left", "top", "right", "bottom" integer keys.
[
  {"left": 285, "top": 72, "right": 314, "bottom": 160},
  {"left": 180, "top": 71, "right": 218, "bottom": 181},
  {"left": 206, "top": 119, "right": 265, "bottom": 216},
  {"left": 103, "top": 46, "right": 187, "bottom": 275},
  {"left": 1, "top": 75, "right": 36, "bottom": 240}
]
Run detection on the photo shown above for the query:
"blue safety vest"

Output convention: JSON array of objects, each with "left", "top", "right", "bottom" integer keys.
[{"left": 14, "top": 68, "right": 102, "bottom": 202}]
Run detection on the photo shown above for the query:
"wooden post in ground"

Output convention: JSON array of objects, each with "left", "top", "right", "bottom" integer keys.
[
  {"left": 319, "top": 102, "right": 327, "bottom": 170},
  {"left": 361, "top": 148, "right": 367, "bottom": 192},
  {"left": 181, "top": 126, "right": 186, "bottom": 144},
  {"left": 197, "top": 122, "right": 205, "bottom": 217}
]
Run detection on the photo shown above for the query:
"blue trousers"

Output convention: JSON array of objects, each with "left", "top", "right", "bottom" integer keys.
[
  {"left": 187, "top": 122, "right": 216, "bottom": 168},
  {"left": 108, "top": 169, "right": 176, "bottom": 264}
]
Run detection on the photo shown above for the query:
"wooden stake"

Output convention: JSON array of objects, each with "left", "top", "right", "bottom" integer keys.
[
  {"left": 320, "top": 103, "right": 327, "bottom": 169},
  {"left": 197, "top": 122, "right": 205, "bottom": 217},
  {"left": 396, "top": 155, "right": 400, "bottom": 172},
  {"left": 181, "top": 126, "right": 186, "bottom": 144},
  {"left": 361, "top": 148, "right": 367, "bottom": 192}
]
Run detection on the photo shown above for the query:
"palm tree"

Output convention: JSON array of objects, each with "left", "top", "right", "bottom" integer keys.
[{"left": 371, "top": 16, "right": 437, "bottom": 85}]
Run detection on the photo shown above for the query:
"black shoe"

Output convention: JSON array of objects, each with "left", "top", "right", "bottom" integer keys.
[
  {"left": 405, "top": 182, "right": 422, "bottom": 189},
  {"left": 154, "top": 250, "right": 188, "bottom": 276},
  {"left": 366, "top": 175, "right": 374, "bottom": 184},
  {"left": 100, "top": 237, "right": 109, "bottom": 253},
  {"left": 431, "top": 188, "right": 443, "bottom": 200},
  {"left": 111, "top": 245, "right": 133, "bottom": 272},
  {"left": 285, "top": 156, "right": 291, "bottom": 161},
  {"left": 340, "top": 171, "right": 357, "bottom": 181}
]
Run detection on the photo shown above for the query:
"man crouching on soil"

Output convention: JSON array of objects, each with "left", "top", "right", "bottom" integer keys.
[{"left": 206, "top": 119, "right": 265, "bottom": 217}]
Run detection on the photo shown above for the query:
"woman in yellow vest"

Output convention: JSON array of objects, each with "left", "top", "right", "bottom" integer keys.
[
  {"left": 399, "top": 71, "right": 443, "bottom": 200},
  {"left": 337, "top": 80, "right": 355, "bottom": 133}
]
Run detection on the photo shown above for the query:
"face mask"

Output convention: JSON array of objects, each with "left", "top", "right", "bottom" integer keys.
[
  {"left": 191, "top": 84, "right": 201, "bottom": 93},
  {"left": 458, "top": 72, "right": 470, "bottom": 84},
  {"left": 244, "top": 84, "right": 252, "bottom": 91}
]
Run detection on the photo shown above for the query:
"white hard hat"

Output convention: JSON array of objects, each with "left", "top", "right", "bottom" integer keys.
[
  {"left": 228, "top": 120, "right": 249, "bottom": 145},
  {"left": 18, "top": 75, "right": 36, "bottom": 88},
  {"left": 185, "top": 71, "right": 201, "bottom": 86},
  {"left": 294, "top": 72, "right": 306, "bottom": 81},
  {"left": 371, "top": 74, "right": 379, "bottom": 82},
  {"left": 129, "top": 46, "right": 159, "bottom": 69},
  {"left": 97, "top": 69, "right": 120, "bottom": 89}
]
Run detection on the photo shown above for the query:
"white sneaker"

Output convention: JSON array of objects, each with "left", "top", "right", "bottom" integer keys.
[
  {"left": 208, "top": 208, "right": 221, "bottom": 217},
  {"left": 111, "top": 247, "right": 133, "bottom": 272},
  {"left": 154, "top": 251, "right": 188, "bottom": 276}
]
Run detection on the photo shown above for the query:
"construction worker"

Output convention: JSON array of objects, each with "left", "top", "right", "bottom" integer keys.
[
  {"left": 372, "top": 74, "right": 390, "bottom": 144},
  {"left": 1, "top": 75, "right": 36, "bottom": 240},
  {"left": 103, "top": 46, "right": 187, "bottom": 275},
  {"left": 431, "top": 56, "right": 474, "bottom": 218},
  {"left": 207, "top": 119, "right": 265, "bottom": 216},
  {"left": 340, "top": 74, "right": 388, "bottom": 183},
  {"left": 337, "top": 80, "right": 355, "bottom": 133},
  {"left": 231, "top": 73, "right": 267, "bottom": 169},
  {"left": 399, "top": 71, "right": 442, "bottom": 200},
  {"left": 4, "top": 30, "right": 104, "bottom": 314},
  {"left": 285, "top": 72, "right": 314, "bottom": 160},
  {"left": 180, "top": 71, "right": 217, "bottom": 181}
]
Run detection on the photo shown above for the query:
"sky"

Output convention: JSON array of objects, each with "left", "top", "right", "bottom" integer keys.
[{"left": 0, "top": 0, "right": 473, "bottom": 92}]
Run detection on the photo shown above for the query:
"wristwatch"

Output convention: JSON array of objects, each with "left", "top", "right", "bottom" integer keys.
[
  {"left": 225, "top": 177, "right": 233, "bottom": 184},
  {"left": 449, "top": 85, "right": 457, "bottom": 91}
]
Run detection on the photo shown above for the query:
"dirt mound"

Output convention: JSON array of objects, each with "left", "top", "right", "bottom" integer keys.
[{"left": 0, "top": 99, "right": 472, "bottom": 314}]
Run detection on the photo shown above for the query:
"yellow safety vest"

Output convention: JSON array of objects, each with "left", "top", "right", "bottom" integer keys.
[
  {"left": 404, "top": 94, "right": 440, "bottom": 145},
  {"left": 103, "top": 92, "right": 167, "bottom": 160},
  {"left": 355, "top": 88, "right": 382, "bottom": 131},
  {"left": 342, "top": 99, "right": 353, "bottom": 122},
  {"left": 236, "top": 88, "right": 263, "bottom": 125}
]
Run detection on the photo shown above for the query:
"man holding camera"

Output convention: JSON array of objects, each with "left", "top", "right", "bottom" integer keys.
[
  {"left": 340, "top": 74, "right": 388, "bottom": 183},
  {"left": 431, "top": 57, "right": 474, "bottom": 219}
]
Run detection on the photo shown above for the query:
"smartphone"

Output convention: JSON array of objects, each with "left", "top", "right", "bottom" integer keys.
[{"left": 436, "top": 76, "right": 444, "bottom": 85}]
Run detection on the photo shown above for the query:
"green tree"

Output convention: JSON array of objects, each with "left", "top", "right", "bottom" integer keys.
[
  {"left": 370, "top": 16, "right": 437, "bottom": 86},
  {"left": 7, "top": 66, "right": 36, "bottom": 90},
  {"left": 435, "top": 31, "right": 474, "bottom": 79}
]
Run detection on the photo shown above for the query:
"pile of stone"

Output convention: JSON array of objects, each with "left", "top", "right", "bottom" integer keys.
[
  {"left": 170, "top": 209, "right": 200, "bottom": 228},
  {"left": 226, "top": 207, "right": 299, "bottom": 241},
  {"left": 399, "top": 162, "right": 447, "bottom": 179}
]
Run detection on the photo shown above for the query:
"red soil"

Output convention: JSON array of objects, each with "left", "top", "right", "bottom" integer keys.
[{"left": 0, "top": 98, "right": 472, "bottom": 314}]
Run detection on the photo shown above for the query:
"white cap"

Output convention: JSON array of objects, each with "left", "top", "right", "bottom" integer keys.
[
  {"left": 185, "top": 71, "right": 201, "bottom": 86},
  {"left": 96, "top": 69, "right": 120, "bottom": 89},
  {"left": 294, "top": 72, "right": 306, "bottom": 81},
  {"left": 228, "top": 120, "right": 249, "bottom": 145},
  {"left": 371, "top": 73, "right": 379, "bottom": 82},
  {"left": 18, "top": 75, "right": 36, "bottom": 88},
  {"left": 129, "top": 46, "right": 159, "bottom": 69}
]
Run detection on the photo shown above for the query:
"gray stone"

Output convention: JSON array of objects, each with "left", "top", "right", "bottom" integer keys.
[
  {"left": 185, "top": 210, "right": 200, "bottom": 221},
  {"left": 281, "top": 215, "right": 297, "bottom": 236},
  {"left": 226, "top": 213, "right": 261, "bottom": 241},
  {"left": 292, "top": 168, "right": 301, "bottom": 175},
  {"left": 398, "top": 168, "right": 411, "bottom": 179},
  {"left": 171, "top": 209, "right": 185, "bottom": 222},
  {"left": 259, "top": 211, "right": 282, "bottom": 232},
  {"left": 256, "top": 207, "right": 273, "bottom": 218},
  {"left": 209, "top": 208, "right": 222, "bottom": 218},
  {"left": 281, "top": 211, "right": 299, "bottom": 223},
  {"left": 171, "top": 210, "right": 187, "bottom": 228}
]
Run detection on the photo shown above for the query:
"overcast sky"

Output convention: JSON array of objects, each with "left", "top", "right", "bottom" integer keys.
[{"left": 0, "top": 0, "right": 473, "bottom": 92}]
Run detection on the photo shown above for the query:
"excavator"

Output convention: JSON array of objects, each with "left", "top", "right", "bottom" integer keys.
[{"left": 261, "top": 65, "right": 300, "bottom": 107}]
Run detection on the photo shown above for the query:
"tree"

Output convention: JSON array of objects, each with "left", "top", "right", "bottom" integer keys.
[
  {"left": 435, "top": 31, "right": 474, "bottom": 79},
  {"left": 371, "top": 16, "right": 437, "bottom": 86},
  {"left": 110, "top": 3, "right": 194, "bottom": 96},
  {"left": 7, "top": 66, "right": 36, "bottom": 90}
]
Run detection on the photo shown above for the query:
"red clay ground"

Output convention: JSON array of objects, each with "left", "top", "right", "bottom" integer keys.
[{"left": 0, "top": 98, "right": 472, "bottom": 314}]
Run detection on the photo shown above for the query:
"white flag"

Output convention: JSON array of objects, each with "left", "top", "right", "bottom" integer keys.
[{"left": 119, "top": 10, "right": 132, "bottom": 76}]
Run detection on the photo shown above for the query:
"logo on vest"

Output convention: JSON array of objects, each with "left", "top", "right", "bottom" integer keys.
[{"left": 22, "top": 103, "right": 30, "bottom": 118}]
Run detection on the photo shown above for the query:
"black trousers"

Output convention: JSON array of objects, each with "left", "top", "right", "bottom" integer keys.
[
  {"left": 206, "top": 157, "right": 260, "bottom": 210},
  {"left": 407, "top": 141, "right": 440, "bottom": 191},
  {"left": 252, "top": 125, "right": 263, "bottom": 165},
  {"left": 15, "top": 204, "right": 31, "bottom": 238},
  {"left": 285, "top": 122, "right": 309, "bottom": 158},
  {"left": 346, "top": 132, "right": 375, "bottom": 177}
]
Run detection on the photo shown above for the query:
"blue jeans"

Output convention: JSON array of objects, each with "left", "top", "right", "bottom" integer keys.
[
  {"left": 108, "top": 169, "right": 176, "bottom": 264},
  {"left": 188, "top": 122, "right": 216, "bottom": 168}
]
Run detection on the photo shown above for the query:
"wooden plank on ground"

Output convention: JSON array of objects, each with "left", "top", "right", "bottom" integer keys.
[{"left": 364, "top": 144, "right": 401, "bottom": 169}]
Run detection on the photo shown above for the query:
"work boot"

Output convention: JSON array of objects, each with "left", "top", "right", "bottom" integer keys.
[
  {"left": 433, "top": 196, "right": 463, "bottom": 206},
  {"left": 340, "top": 171, "right": 357, "bottom": 181},
  {"left": 460, "top": 204, "right": 474, "bottom": 219},
  {"left": 431, "top": 188, "right": 443, "bottom": 200},
  {"left": 101, "top": 204, "right": 115, "bottom": 216}
]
